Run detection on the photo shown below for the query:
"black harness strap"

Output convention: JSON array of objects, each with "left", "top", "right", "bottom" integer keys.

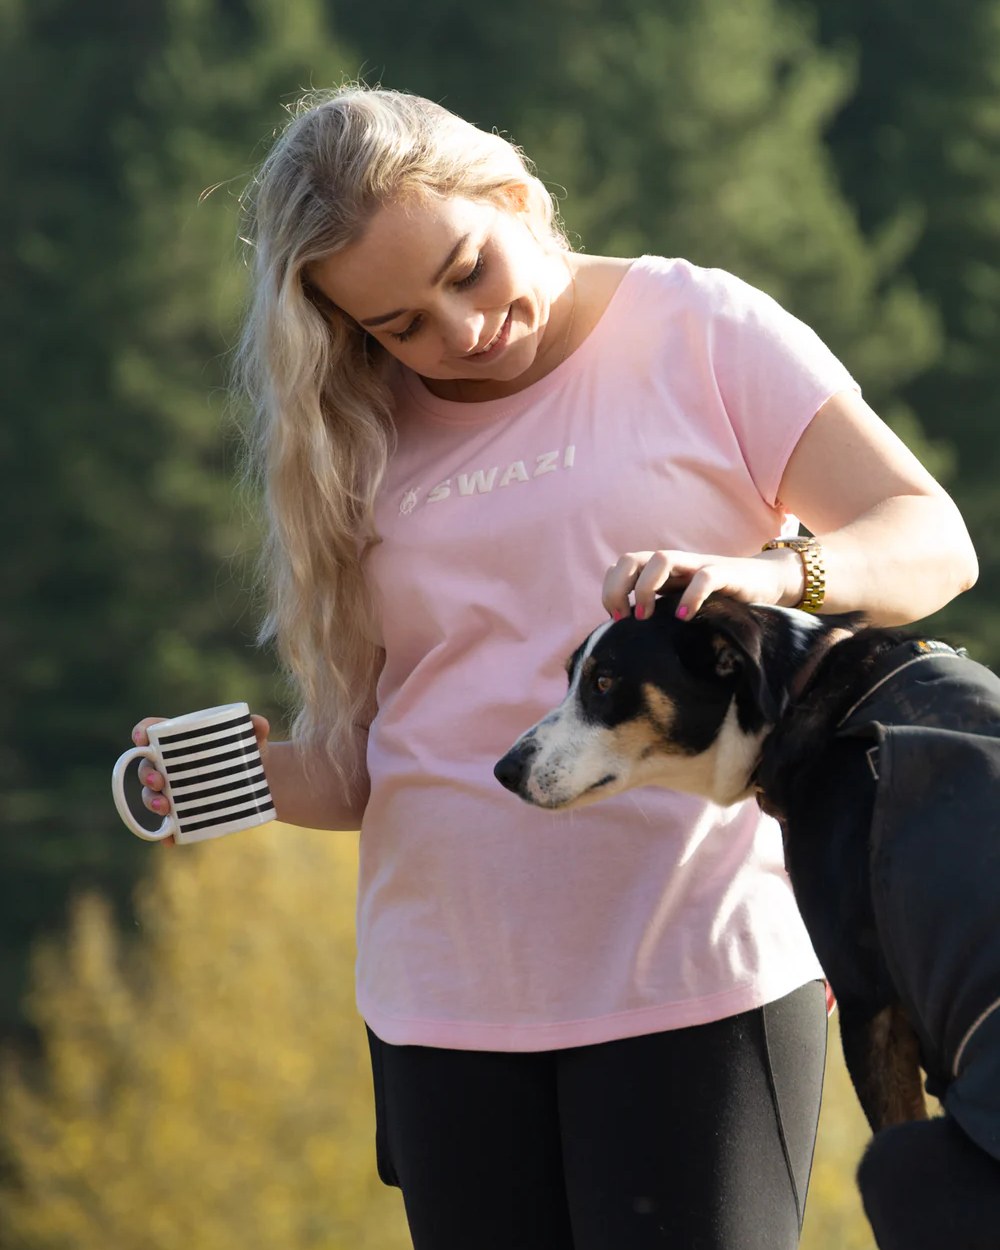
[{"left": 835, "top": 639, "right": 967, "bottom": 730}]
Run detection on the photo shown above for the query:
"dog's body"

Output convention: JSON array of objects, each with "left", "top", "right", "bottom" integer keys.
[{"left": 495, "top": 593, "right": 1000, "bottom": 1246}]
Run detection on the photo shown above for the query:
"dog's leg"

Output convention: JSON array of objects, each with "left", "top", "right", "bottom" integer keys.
[{"left": 840, "top": 1001, "right": 927, "bottom": 1133}]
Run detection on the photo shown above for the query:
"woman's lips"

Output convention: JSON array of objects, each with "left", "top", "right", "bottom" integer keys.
[{"left": 467, "top": 308, "right": 512, "bottom": 362}]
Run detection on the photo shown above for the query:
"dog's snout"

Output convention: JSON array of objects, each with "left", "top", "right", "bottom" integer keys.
[{"left": 494, "top": 739, "right": 537, "bottom": 794}]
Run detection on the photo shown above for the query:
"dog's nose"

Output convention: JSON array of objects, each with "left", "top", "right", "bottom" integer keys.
[{"left": 494, "top": 750, "right": 525, "bottom": 793}]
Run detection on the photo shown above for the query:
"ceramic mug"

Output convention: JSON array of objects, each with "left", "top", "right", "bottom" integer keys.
[{"left": 112, "top": 702, "right": 276, "bottom": 843}]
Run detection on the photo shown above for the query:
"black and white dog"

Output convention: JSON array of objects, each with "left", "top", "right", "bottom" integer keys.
[{"left": 495, "top": 592, "right": 1000, "bottom": 1250}]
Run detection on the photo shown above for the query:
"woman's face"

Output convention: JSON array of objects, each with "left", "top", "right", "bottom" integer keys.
[{"left": 308, "top": 192, "right": 571, "bottom": 398}]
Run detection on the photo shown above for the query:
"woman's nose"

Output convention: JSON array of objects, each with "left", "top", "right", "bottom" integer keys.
[{"left": 443, "top": 309, "right": 484, "bottom": 356}]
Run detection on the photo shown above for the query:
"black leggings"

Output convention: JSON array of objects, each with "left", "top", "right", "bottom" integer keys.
[{"left": 366, "top": 981, "right": 827, "bottom": 1249}]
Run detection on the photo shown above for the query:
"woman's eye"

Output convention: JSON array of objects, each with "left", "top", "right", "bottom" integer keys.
[
  {"left": 390, "top": 315, "right": 424, "bottom": 343},
  {"left": 595, "top": 675, "right": 615, "bottom": 695},
  {"left": 387, "top": 254, "right": 484, "bottom": 342},
  {"left": 454, "top": 255, "right": 484, "bottom": 289}
]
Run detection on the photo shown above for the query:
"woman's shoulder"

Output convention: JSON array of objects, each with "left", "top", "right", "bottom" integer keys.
[
  {"left": 568, "top": 253, "right": 809, "bottom": 371},
  {"left": 576, "top": 253, "right": 764, "bottom": 322},
  {"left": 566, "top": 254, "right": 682, "bottom": 348},
  {"left": 565, "top": 254, "right": 633, "bottom": 346},
  {"left": 632, "top": 254, "right": 771, "bottom": 304}
]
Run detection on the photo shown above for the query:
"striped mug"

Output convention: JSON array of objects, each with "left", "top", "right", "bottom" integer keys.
[{"left": 112, "top": 703, "right": 276, "bottom": 843}]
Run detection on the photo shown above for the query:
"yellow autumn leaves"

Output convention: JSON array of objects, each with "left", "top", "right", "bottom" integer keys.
[{"left": 0, "top": 829, "right": 410, "bottom": 1250}]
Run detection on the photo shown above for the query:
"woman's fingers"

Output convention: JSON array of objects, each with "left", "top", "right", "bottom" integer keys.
[
  {"left": 131, "top": 716, "right": 166, "bottom": 748},
  {"left": 603, "top": 552, "right": 664, "bottom": 617},
  {"left": 603, "top": 550, "right": 708, "bottom": 619},
  {"left": 603, "top": 550, "right": 795, "bottom": 621},
  {"left": 672, "top": 565, "right": 717, "bottom": 620},
  {"left": 632, "top": 551, "right": 710, "bottom": 618},
  {"left": 130, "top": 717, "right": 167, "bottom": 814},
  {"left": 141, "top": 778, "right": 169, "bottom": 817},
  {"left": 250, "top": 713, "right": 271, "bottom": 752}
]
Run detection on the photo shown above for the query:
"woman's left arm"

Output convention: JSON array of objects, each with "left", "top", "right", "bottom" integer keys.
[{"left": 603, "top": 390, "right": 979, "bottom": 626}]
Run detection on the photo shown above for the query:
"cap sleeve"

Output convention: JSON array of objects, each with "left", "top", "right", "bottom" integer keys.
[{"left": 703, "top": 268, "right": 860, "bottom": 508}]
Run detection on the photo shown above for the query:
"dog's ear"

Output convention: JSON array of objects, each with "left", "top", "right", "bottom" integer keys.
[{"left": 688, "top": 596, "right": 781, "bottom": 728}]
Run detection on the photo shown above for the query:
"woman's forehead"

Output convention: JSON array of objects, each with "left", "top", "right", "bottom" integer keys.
[{"left": 308, "top": 195, "right": 495, "bottom": 317}]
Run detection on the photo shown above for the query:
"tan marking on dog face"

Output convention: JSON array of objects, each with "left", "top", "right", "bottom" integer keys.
[
  {"left": 641, "top": 685, "right": 678, "bottom": 739},
  {"left": 612, "top": 717, "right": 665, "bottom": 763},
  {"left": 600, "top": 686, "right": 685, "bottom": 765}
]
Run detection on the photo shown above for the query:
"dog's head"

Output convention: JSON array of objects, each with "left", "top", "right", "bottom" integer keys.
[{"left": 495, "top": 592, "right": 823, "bottom": 810}]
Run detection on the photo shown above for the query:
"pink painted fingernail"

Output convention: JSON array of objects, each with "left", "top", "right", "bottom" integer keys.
[
  {"left": 676, "top": 604, "right": 689, "bottom": 620},
  {"left": 635, "top": 604, "right": 646, "bottom": 621},
  {"left": 133, "top": 729, "right": 142, "bottom": 744},
  {"left": 612, "top": 610, "right": 623, "bottom": 621}
]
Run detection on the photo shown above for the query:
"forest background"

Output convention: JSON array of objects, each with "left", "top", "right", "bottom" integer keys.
[{"left": 2, "top": 0, "right": 998, "bottom": 1246}]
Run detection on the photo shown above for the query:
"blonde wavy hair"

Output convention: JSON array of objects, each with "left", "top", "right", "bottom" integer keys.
[{"left": 235, "top": 85, "right": 568, "bottom": 784}]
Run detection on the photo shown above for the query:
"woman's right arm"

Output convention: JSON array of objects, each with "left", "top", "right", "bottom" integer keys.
[
  {"left": 263, "top": 736, "right": 369, "bottom": 830},
  {"left": 133, "top": 715, "right": 369, "bottom": 834}
]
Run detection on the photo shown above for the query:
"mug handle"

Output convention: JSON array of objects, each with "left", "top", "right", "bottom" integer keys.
[{"left": 111, "top": 747, "right": 177, "bottom": 842}]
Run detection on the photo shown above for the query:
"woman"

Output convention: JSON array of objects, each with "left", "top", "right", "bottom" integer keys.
[{"left": 132, "top": 86, "right": 977, "bottom": 1249}]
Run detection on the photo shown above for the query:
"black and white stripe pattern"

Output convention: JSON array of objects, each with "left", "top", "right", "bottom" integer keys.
[{"left": 157, "top": 712, "right": 275, "bottom": 836}]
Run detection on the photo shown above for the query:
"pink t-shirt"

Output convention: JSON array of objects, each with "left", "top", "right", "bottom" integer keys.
[{"left": 358, "top": 256, "right": 857, "bottom": 1051}]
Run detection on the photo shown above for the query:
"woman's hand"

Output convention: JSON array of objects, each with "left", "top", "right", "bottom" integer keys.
[
  {"left": 602, "top": 548, "right": 804, "bottom": 623},
  {"left": 130, "top": 713, "right": 272, "bottom": 847}
]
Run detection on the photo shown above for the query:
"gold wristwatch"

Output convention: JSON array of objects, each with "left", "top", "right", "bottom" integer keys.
[{"left": 761, "top": 536, "right": 826, "bottom": 613}]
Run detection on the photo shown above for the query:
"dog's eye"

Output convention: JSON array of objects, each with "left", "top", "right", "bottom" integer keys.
[{"left": 595, "top": 675, "right": 615, "bottom": 695}]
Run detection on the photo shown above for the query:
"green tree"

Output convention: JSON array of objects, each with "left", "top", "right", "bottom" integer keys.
[
  {"left": 0, "top": 0, "right": 356, "bottom": 1040},
  {"left": 803, "top": 0, "right": 1000, "bottom": 657},
  {"left": 0, "top": 828, "right": 409, "bottom": 1250}
]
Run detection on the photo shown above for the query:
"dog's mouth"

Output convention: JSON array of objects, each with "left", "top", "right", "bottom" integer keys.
[
  {"left": 587, "top": 773, "right": 618, "bottom": 794},
  {"left": 522, "top": 772, "right": 620, "bottom": 810}
]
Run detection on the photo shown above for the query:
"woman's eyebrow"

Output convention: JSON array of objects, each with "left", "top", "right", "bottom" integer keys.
[{"left": 359, "top": 233, "right": 471, "bottom": 327}]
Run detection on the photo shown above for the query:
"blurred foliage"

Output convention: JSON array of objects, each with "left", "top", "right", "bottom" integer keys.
[
  {"left": 0, "top": 829, "right": 410, "bottom": 1250},
  {"left": 799, "top": 0, "right": 1000, "bottom": 657},
  {"left": 0, "top": 828, "right": 880, "bottom": 1250},
  {"left": 0, "top": 0, "right": 354, "bottom": 1041}
]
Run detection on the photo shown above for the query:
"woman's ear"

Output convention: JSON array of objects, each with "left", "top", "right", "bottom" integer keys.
[{"left": 498, "top": 181, "right": 533, "bottom": 214}]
